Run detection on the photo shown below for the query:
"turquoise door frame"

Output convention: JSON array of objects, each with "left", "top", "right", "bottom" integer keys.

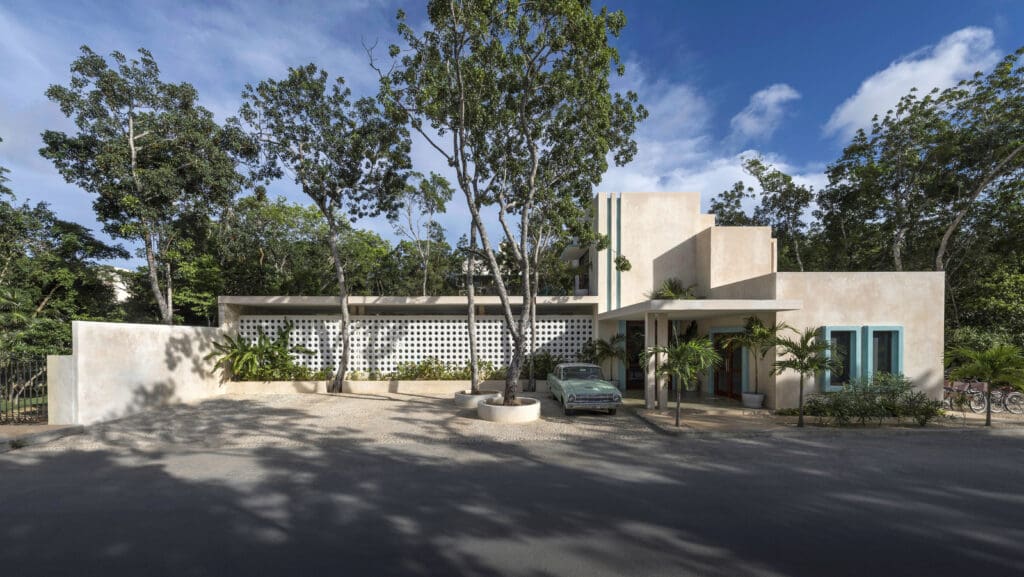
[{"left": 705, "top": 327, "right": 749, "bottom": 397}]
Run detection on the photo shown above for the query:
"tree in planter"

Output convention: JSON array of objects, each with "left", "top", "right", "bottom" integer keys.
[
  {"left": 771, "top": 328, "right": 842, "bottom": 428},
  {"left": 41, "top": 46, "right": 243, "bottom": 324},
  {"left": 946, "top": 344, "right": 1024, "bottom": 427},
  {"left": 378, "top": 0, "right": 646, "bottom": 406},
  {"left": 235, "top": 64, "right": 410, "bottom": 393},
  {"left": 722, "top": 316, "right": 792, "bottom": 404},
  {"left": 642, "top": 337, "right": 721, "bottom": 427},
  {"left": 581, "top": 334, "right": 627, "bottom": 386}
]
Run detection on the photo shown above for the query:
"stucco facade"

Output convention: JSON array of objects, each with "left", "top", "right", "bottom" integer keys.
[
  {"left": 217, "top": 191, "right": 945, "bottom": 411},
  {"left": 585, "top": 192, "right": 945, "bottom": 410}
]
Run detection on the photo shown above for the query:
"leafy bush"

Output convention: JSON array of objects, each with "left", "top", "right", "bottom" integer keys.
[
  {"left": 379, "top": 358, "right": 509, "bottom": 381},
  {"left": 206, "top": 322, "right": 330, "bottom": 381},
  {"left": 801, "top": 373, "right": 944, "bottom": 427},
  {"left": 645, "top": 277, "right": 697, "bottom": 300},
  {"left": 522, "top": 351, "right": 563, "bottom": 379}
]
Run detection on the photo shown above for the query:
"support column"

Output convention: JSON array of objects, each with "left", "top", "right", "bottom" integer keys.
[
  {"left": 644, "top": 312, "right": 656, "bottom": 409},
  {"left": 656, "top": 313, "right": 669, "bottom": 410}
]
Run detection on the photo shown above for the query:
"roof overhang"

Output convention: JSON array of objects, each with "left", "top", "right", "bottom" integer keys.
[
  {"left": 219, "top": 295, "right": 600, "bottom": 316},
  {"left": 597, "top": 298, "right": 802, "bottom": 321}
]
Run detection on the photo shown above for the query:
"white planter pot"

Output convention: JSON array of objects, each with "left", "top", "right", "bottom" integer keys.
[
  {"left": 742, "top": 392, "right": 765, "bottom": 409},
  {"left": 453, "top": 390, "right": 502, "bottom": 409},
  {"left": 477, "top": 397, "right": 541, "bottom": 423}
]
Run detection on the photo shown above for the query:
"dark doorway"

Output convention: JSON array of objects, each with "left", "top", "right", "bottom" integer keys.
[
  {"left": 624, "top": 321, "right": 646, "bottom": 390},
  {"left": 713, "top": 334, "right": 744, "bottom": 399}
]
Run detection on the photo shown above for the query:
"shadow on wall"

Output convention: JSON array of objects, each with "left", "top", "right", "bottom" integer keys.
[
  {"left": 3, "top": 394, "right": 1023, "bottom": 576},
  {"left": 651, "top": 237, "right": 699, "bottom": 298}
]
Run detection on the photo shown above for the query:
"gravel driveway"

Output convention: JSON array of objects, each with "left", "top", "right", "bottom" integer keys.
[{"left": 3, "top": 392, "right": 1023, "bottom": 577}]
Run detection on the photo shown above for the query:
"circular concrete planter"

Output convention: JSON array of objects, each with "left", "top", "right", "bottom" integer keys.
[
  {"left": 742, "top": 392, "right": 765, "bottom": 409},
  {"left": 453, "top": 390, "right": 502, "bottom": 409},
  {"left": 477, "top": 397, "right": 541, "bottom": 423}
]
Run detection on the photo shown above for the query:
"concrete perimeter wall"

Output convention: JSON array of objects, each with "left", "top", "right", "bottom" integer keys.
[{"left": 48, "top": 321, "right": 223, "bottom": 425}]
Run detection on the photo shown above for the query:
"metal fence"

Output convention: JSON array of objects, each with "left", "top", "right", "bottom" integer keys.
[{"left": 0, "top": 358, "right": 48, "bottom": 424}]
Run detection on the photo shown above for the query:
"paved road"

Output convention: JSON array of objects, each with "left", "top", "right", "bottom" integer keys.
[{"left": 1, "top": 394, "right": 1023, "bottom": 577}]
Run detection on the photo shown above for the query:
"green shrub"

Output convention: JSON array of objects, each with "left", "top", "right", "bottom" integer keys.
[
  {"left": 800, "top": 373, "right": 943, "bottom": 427},
  {"left": 522, "top": 351, "right": 563, "bottom": 379},
  {"left": 206, "top": 322, "right": 326, "bottom": 381}
]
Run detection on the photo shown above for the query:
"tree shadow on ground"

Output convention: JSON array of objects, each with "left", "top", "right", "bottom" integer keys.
[{"left": 1, "top": 394, "right": 1023, "bottom": 577}]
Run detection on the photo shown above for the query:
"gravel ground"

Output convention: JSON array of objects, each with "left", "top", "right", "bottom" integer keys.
[
  {"left": 4, "top": 392, "right": 1024, "bottom": 577},
  {"left": 24, "top": 392, "right": 652, "bottom": 455}
]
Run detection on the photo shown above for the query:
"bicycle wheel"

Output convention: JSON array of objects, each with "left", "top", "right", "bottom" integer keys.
[
  {"left": 991, "top": 390, "right": 1006, "bottom": 413},
  {"left": 968, "top": 391, "right": 987, "bottom": 413},
  {"left": 1005, "top": 392, "right": 1024, "bottom": 415}
]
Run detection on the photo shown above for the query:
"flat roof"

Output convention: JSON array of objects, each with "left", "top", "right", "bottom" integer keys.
[
  {"left": 597, "top": 298, "right": 802, "bottom": 321},
  {"left": 219, "top": 295, "right": 600, "bottom": 316}
]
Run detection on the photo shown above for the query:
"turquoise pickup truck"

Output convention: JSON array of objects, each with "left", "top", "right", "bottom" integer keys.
[{"left": 548, "top": 363, "right": 622, "bottom": 416}]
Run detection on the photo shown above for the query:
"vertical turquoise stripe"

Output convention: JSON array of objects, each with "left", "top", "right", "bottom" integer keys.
[
  {"left": 616, "top": 194, "right": 622, "bottom": 310},
  {"left": 606, "top": 195, "right": 612, "bottom": 311}
]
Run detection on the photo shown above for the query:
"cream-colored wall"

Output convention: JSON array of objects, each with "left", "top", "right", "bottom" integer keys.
[
  {"left": 46, "top": 355, "right": 75, "bottom": 425},
  {"left": 706, "top": 227, "right": 776, "bottom": 291},
  {"left": 771, "top": 272, "right": 945, "bottom": 409},
  {"left": 52, "top": 321, "right": 224, "bottom": 425},
  {"left": 609, "top": 192, "right": 708, "bottom": 310}
]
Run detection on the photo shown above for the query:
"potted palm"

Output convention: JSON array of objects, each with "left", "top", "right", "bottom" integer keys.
[
  {"left": 723, "top": 316, "right": 791, "bottom": 409},
  {"left": 946, "top": 344, "right": 1024, "bottom": 427},
  {"left": 580, "top": 334, "right": 627, "bottom": 388},
  {"left": 642, "top": 337, "right": 722, "bottom": 427},
  {"left": 771, "top": 328, "right": 842, "bottom": 427}
]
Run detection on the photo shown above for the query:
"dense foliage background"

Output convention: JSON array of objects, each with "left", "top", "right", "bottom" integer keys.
[{"left": 2, "top": 42, "right": 1022, "bottom": 358}]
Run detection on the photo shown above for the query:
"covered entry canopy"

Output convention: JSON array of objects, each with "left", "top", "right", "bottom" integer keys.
[
  {"left": 598, "top": 299, "right": 802, "bottom": 410},
  {"left": 597, "top": 298, "right": 802, "bottom": 321}
]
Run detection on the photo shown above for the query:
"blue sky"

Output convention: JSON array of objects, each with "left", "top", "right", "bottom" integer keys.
[{"left": 2, "top": 0, "right": 1022, "bottom": 268}]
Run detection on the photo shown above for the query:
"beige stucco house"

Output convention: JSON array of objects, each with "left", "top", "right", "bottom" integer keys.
[{"left": 218, "top": 191, "right": 945, "bottom": 410}]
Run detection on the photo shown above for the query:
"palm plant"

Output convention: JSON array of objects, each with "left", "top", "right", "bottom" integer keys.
[
  {"left": 946, "top": 344, "right": 1024, "bottom": 427},
  {"left": 722, "top": 316, "right": 792, "bottom": 397},
  {"left": 771, "top": 328, "right": 842, "bottom": 427},
  {"left": 642, "top": 337, "right": 722, "bottom": 427},
  {"left": 581, "top": 334, "right": 627, "bottom": 384},
  {"left": 645, "top": 277, "right": 697, "bottom": 300}
]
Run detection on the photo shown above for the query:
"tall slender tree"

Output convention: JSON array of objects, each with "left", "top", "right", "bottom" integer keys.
[
  {"left": 379, "top": 0, "right": 646, "bottom": 404},
  {"left": 41, "top": 46, "right": 243, "bottom": 324},
  {"left": 235, "top": 64, "right": 410, "bottom": 391}
]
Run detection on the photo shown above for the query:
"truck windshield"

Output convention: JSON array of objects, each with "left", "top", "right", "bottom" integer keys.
[{"left": 562, "top": 366, "right": 603, "bottom": 380}]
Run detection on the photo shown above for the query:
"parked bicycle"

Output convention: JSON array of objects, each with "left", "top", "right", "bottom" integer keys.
[
  {"left": 990, "top": 386, "right": 1024, "bottom": 415},
  {"left": 943, "top": 379, "right": 987, "bottom": 413}
]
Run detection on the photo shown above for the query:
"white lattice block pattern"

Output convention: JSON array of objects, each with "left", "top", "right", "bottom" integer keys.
[{"left": 237, "top": 315, "right": 593, "bottom": 373}]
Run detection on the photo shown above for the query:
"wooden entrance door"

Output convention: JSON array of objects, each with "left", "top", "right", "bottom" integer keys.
[{"left": 713, "top": 335, "right": 744, "bottom": 399}]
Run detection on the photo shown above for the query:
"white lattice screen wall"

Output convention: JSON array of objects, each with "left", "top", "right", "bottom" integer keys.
[{"left": 236, "top": 315, "right": 593, "bottom": 373}]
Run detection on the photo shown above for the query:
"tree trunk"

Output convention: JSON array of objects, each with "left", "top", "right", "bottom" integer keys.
[
  {"left": 144, "top": 230, "right": 172, "bottom": 324},
  {"left": 797, "top": 374, "right": 805, "bottom": 428},
  {"left": 326, "top": 217, "right": 351, "bottom": 394},
  {"left": 985, "top": 384, "right": 992, "bottom": 427},
  {"left": 791, "top": 234, "right": 804, "bottom": 272},
  {"left": 165, "top": 262, "right": 173, "bottom": 326},
  {"left": 675, "top": 376, "right": 682, "bottom": 427},
  {"left": 892, "top": 227, "right": 906, "bottom": 272},
  {"left": 935, "top": 142, "right": 1024, "bottom": 271},
  {"left": 528, "top": 267, "right": 539, "bottom": 393},
  {"left": 466, "top": 228, "right": 480, "bottom": 393}
]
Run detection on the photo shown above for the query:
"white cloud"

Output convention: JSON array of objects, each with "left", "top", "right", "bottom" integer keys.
[
  {"left": 729, "top": 84, "right": 801, "bottom": 143},
  {"left": 825, "top": 26, "right": 1000, "bottom": 139},
  {"left": 600, "top": 63, "right": 823, "bottom": 211}
]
